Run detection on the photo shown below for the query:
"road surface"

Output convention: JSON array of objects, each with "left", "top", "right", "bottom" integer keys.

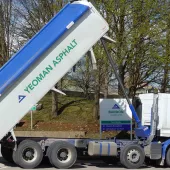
[
  {"left": 0, "top": 158, "right": 167, "bottom": 170},
  {"left": 0, "top": 157, "right": 168, "bottom": 170}
]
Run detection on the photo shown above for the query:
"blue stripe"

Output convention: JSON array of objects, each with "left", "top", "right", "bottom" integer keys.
[
  {"left": 108, "top": 143, "right": 110, "bottom": 155},
  {"left": 68, "top": 139, "right": 75, "bottom": 145},
  {"left": 0, "top": 3, "right": 89, "bottom": 95},
  {"left": 100, "top": 143, "right": 102, "bottom": 155}
]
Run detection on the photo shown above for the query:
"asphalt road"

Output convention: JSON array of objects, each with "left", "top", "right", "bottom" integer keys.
[
  {"left": 0, "top": 158, "right": 167, "bottom": 170},
  {"left": 0, "top": 157, "right": 168, "bottom": 170},
  {"left": 0, "top": 145, "right": 168, "bottom": 170}
]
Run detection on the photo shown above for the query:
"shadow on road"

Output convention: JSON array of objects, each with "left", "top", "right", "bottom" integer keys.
[
  {"left": 0, "top": 156, "right": 157, "bottom": 169},
  {"left": 0, "top": 157, "right": 16, "bottom": 168}
]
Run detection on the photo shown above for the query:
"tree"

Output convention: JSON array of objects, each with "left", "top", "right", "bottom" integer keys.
[
  {"left": 0, "top": 0, "right": 17, "bottom": 66},
  {"left": 159, "top": 1, "right": 170, "bottom": 92},
  {"left": 70, "top": 56, "right": 93, "bottom": 99},
  {"left": 126, "top": 0, "right": 162, "bottom": 97},
  {"left": 97, "top": 0, "right": 129, "bottom": 97},
  {"left": 92, "top": 44, "right": 113, "bottom": 119},
  {"left": 94, "top": 0, "right": 163, "bottom": 99}
]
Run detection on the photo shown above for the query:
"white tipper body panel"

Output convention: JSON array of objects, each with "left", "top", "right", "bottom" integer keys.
[
  {"left": 140, "top": 93, "right": 170, "bottom": 137},
  {"left": 140, "top": 93, "right": 154, "bottom": 126},
  {"left": 0, "top": 2, "right": 109, "bottom": 141}
]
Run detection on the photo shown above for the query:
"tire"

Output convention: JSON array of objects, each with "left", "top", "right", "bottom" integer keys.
[
  {"left": 12, "top": 140, "right": 31, "bottom": 165},
  {"left": 1, "top": 146, "right": 14, "bottom": 163},
  {"left": 12, "top": 150, "right": 18, "bottom": 165},
  {"left": 120, "top": 144, "right": 145, "bottom": 169},
  {"left": 102, "top": 156, "right": 119, "bottom": 165},
  {"left": 46, "top": 141, "right": 63, "bottom": 165},
  {"left": 166, "top": 148, "right": 170, "bottom": 167},
  {"left": 48, "top": 141, "right": 77, "bottom": 169},
  {"left": 12, "top": 140, "right": 43, "bottom": 169}
]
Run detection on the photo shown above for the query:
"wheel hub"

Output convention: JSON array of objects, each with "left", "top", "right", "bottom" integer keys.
[
  {"left": 60, "top": 151, "right": 67, "bottom": 158},
  {"left": 25, "top": 151, "right": 33, "bottom": 158},
  {"left": 57, "top": 148, "right": 71, "bottom": 163},
  {"left": 22, "top": 147, "right": 37, "bottom": 162},
  {"left": 127, "top": 149, "right": 140, "bottom": 163}
]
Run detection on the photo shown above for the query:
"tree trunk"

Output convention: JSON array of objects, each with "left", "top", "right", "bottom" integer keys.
[
  {"left": 103, "top": 76, "right": 108, "bottom": 98},
  {"left": 0, "top": 0, "right": 12, "bottom": 65},
  {"left": 128, "top": 85, "right": 137, "bottom": 99},
  {"left": 161, "top": 66, "right": 169, "bottom": 93},
  {"left": 93, "top": 71, "right": 100, "bottom": 120},
  {"left": 51, "top": 85, "right": 58, "bottom": 117},
  {"left": 93, "top": 88, "right": 100, "bottom": 120},
  {"left": 103, "top": 67, "right": 108, "bottom": 98},
  {"left": 84, "top": 55, "right": 90, "bottom": 99},
  {"left": 118, "top": 65, "right": 125, "bottom": 97}
]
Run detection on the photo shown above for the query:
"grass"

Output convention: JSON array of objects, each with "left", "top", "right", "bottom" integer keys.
[{"left": 22, "top": 93, "right": 95, "bottom": 124}]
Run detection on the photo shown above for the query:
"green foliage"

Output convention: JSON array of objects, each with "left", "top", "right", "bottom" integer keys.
[{"left": 94, "top": 0, "right": 168, "bottom": 96}]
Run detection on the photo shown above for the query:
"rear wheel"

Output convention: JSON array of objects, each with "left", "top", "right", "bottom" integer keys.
[
  {"left": 120, "top": 144, "right": 145, "bottom": 169},
  {"left": 166, "top": 148, "right": 170, "bottom": 167},
  {"left": 1, "top": 146, "right": 14, "bottom": 163},
  {"left": 13, "top": 140, "right": 43, "bottom": 169},
  {"left": 46, "top": 141, "right": 63, "bottom": 165},
  {"left": 48, "top": 141, "right": 77, "bottom": 169}
]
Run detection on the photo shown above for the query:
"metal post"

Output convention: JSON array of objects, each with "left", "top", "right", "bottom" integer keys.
[
  {"left": 100, "top": 120, "right": 102, "bottom": 139},
  {"left": 31, "top": 110, "right": 33, "bottom": 130}
]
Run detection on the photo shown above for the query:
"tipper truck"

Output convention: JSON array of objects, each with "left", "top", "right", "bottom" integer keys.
[{"left": 1, "top": 0, "right": 170, "bottom": 169}]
